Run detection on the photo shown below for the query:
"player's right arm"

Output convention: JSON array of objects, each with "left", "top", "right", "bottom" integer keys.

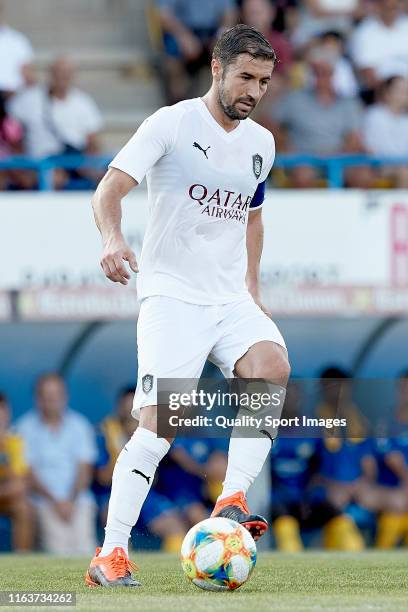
[
  {"left": 92, "top": 167, "right": 139, "bottom": 285},
  {"left": 94, "top": 106, "right": 177, "bottom": 284}
]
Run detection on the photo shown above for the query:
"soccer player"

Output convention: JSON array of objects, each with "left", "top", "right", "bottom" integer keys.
[{"left": 86, "top": 24, "right": 290, "bottom": 588}]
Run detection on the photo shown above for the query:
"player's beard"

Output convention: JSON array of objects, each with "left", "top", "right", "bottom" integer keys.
[{"left": 218, "top": 80, "right": 255, "bottom": 121}]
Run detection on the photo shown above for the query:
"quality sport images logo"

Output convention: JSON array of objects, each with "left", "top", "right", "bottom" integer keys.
[{"left": 188, "top": 184, "right": 253, "bottom": 224}]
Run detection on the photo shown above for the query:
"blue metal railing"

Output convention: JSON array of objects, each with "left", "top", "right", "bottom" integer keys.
[{"left": 0, "top": 154, "right": 406, "bottom": 190}]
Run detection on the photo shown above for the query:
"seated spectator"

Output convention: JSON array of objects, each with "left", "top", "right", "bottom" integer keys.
[
  {"left": 0, "top": 392, "right": 33, "bottom": 551},
  {"left": 94, "top": 387, "right": 186, "bottom": 553},
  {"left": 363, "top": 76, "right": 408, "bottom": 187},
  {"left": 0, "top": 91, "right": 27, "bottom": 190},
  {"left": 361, "top": 437, "right": 408, "bottom": 548},
  {"left": 356, "top": 372, "right": 408, "bottom": 548},
  {"left": 271, "top": 0, "right": 300, "bottom": 39},
  {"left": 316, "top": 437, "right": 372, "bottom": 517},
  {"left": 0, "top": 1, "right": 34, "bottom": 95},
  {"left": 316, "top": 30, "right": 358, "bottom": 98},
  {"left": 8, "top": 57, "right": 103, "bottom": 188},
  {"left": 241, "top": 0, "right": 294, "bottom": 75},
  {"left": 271, "top": 381, "right": 364, "bottom": 551},
  {"left": 157, "top": 437, "right": 228, "bottom": 527},
  {"left": 291, "top": 0, "right": 359, "bottom": 49},
  {"left": 269, "top": 49, "right": 363, "bottom": 155},
  {"left": 0, "top": 92, "right": 22, "bottom": 157},
  {"left": 263, "top": 50, "right": 371, "bottom": 188},
  {"left": 317, "top": 366, "right": 368, "bottom": 437},
  {"left": 156, "top": 0, "right": 238, "bottom": 103},
  {"left": 314, "top": 367, "right": 377, "bottom": 539},
  {"left": 350, "top": 0, "right": 408, "bottom": 99},
  {"left": 17, "top": 373, "right": 97, "bottom": 556}
]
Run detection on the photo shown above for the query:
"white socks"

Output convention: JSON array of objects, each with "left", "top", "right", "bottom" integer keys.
[
  {"left": 100, "top": 427, "right": 170, "bottom": 557},
  {"left": 218, "top": 436, "right": 272, "bottom": 501}
]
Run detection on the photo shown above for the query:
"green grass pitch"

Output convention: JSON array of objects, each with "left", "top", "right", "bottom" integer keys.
[{"left": 1, "top": 552, "right": 407, "bottom": 612}]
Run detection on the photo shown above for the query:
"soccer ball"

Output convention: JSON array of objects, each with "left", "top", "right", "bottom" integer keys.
[{"left": 180, "top": 517, "right": 257, "bottom": 591}]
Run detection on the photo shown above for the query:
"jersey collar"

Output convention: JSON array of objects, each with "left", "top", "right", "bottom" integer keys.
[{"left": 197, "top": 98, "right": 245, "bottom": 141}]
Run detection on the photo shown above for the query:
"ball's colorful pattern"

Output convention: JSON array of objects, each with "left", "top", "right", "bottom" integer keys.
[{"left": 180, "top": 517, "right": 257, "bottom": 591}]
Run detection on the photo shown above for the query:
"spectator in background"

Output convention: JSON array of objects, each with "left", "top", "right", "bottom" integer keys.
[
  {"left": 156, "top": 0, "right": 238, "bottom": 103},
  {"left": 271, "top": 381, "right": 364, "bottom": 551},
  {"left": 357, "top": 371, "right": 408, "bottom": 548},
  {"left": 264, "top": 49, "right": 368, "bottom": 187},
  {"left": 94, "top": 387, "right": 186, "bottom": 553},
  {"left": 0, "top": 392, "right": 33, "bottom": 551},
  {"left": 8, "top": 57, "right": 103, "bottom": 188},
  {"left": 316, "top": 30, "right": 358, "bottom": 98},
  {"left": 291, "top": 0, "right": 359, "bottom": 49},
  {"left": 0, "top": 1, "right": 34, "bottom": 95},
  {"left": 0, "top": 91, "right": 26, "bottom": 190},
  {"left": 314, "top": 367, "right": 376, "bottom": 541},
  {"left": 269, "top": 48, "right": 363, "bottom": 155},
  {"left": 350, "top": 0, "right": 408, "bottom": 99},
  {"left": 317, "top": 366, "right": 368, "bottom": 436},
  {"left": 363, "top": 76, "right": 408, "bottom": 187},
  {"left": 17, "top": 373, "right": 97, "bottom": 556},
  {"left": 241, "top": 0, "right": 294, "bottom": 75},
  {"left": 271, "top": 0, "right": 300, "bottom": 39},
  {"left": 362, "top": 437, "right": 408, "bottom": 548}
]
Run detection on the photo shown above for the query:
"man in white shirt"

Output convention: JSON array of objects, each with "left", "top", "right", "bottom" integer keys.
[
  {"left": 9, "top": 56, "right": 102, "bottom": 159},
  {"left": 363, "top": 75, "right": 408, "bottom": 187},
  {"left": 350, "top": 0, "right": 408, "bottom": 91},
  {"left": 17, "top": 373, "right": 97, "bottom": 556},
  {"left": 86, "top": 24, "right": 290, "bottom": 588},
  {"left": 0, "top": 3, "right": 33, "bottom": 94}
]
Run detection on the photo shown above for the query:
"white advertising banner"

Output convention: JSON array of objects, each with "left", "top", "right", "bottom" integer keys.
[{"left": 1, "top": 189, "right": 407, "bottom": 318}]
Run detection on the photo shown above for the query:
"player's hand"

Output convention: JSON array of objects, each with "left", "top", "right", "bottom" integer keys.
[{"left": 100, "top": 234, "right": 138, "bottom": 285}]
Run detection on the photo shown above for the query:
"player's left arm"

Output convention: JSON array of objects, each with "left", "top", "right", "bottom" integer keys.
[
  {"left": 246, "top": 205, "right": 271, "bottom": 318},
  {"left": 246, "top": 134, "right": 275, "bottom": 316}
]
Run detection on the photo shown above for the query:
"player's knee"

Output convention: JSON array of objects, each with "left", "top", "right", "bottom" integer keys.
[{"left": 252, "top": 354, "right": 291, "bottom": 386}]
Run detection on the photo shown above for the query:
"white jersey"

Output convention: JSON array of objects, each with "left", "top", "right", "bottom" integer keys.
[{"left": 110, "top": 98, "right": 275, "bottom": 305}]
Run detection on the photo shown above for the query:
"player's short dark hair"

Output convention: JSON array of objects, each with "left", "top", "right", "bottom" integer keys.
[
  {"left": 213, "top": 24, "right": 276, "bottom": 69},
  {"left": 0, "top": 392, "right": 7, "bottom": 405}
]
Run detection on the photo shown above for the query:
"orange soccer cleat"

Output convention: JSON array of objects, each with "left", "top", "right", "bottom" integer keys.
[
  {"left": 211, "top": 491, "right": 269, "bottom": 541},
  {"left": 85, "top": 547, "right": 141, "bottom": 588}
]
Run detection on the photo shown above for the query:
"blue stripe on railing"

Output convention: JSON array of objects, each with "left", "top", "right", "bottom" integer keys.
[{"left": 0, "top": 154, "right": 407, "bottom": 190}]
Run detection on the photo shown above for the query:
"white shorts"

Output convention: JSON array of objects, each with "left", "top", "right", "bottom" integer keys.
[{"left": 132, "top": 295, "right": 286, "bottom": 419}]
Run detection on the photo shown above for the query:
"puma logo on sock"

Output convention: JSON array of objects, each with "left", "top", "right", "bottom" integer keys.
[{"left": 131, "top": 469, "right": 151, "bottom": 484}]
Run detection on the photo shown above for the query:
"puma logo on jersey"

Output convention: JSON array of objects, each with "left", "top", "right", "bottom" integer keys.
[
  {"left": 193, "top": 142, "right": 211, "bottom": 159},
  {"left": 131, "top": 469, "right": 151, "bottom": 484}
]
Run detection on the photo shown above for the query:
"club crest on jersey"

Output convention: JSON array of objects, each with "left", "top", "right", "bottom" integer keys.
[
  {"left": 142, "top": 374, "right": 154, "bottom": 394},
  {"left": 252, "top": 154, "right": 263, "bottom": 179}
]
